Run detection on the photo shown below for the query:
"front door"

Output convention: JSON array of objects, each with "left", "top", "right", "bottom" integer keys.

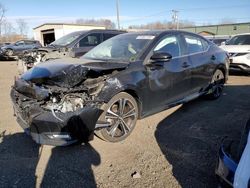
[{"left": 145, "top": 34, "right": 192, "bottom": 110}]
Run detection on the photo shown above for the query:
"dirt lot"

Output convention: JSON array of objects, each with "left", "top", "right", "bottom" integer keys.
[{"left": 0, "top": 61, "right": 250, "bottom": 188}]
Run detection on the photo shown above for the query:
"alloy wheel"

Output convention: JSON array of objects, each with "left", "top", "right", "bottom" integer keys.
[{"left": 104, "top": 98, "right": 137, "bottom": 138}]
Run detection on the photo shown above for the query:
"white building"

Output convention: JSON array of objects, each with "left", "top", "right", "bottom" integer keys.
[{"left": 33, "top": 23, "right": 106, "bottom": 46}]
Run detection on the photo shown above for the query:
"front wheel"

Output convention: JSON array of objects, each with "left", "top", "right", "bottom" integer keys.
[
  {"left": 95, "top": 92, "right": 138, "bottom": 142},
  {"left": 205, "top": 69, "right": 225, "bottom": 100}
]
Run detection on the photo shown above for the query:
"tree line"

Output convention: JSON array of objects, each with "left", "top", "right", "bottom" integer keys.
[{"left": 0, "top": 3, "right": 28, "bottom": 42}]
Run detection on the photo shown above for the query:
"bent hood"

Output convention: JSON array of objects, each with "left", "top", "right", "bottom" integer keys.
[{"left": 21, "top": 58, "right": 129, "bottom": 87}]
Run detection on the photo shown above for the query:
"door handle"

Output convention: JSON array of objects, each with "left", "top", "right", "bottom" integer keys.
[
  {"left": 211, "top": 55, "right": 216, "bottom": 61},
  {"left": 182, "top": 62, "right": 190, "bottom": 68}
]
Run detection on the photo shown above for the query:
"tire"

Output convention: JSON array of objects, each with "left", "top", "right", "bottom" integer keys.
[
  {"left": 5, "top": 49, "right": 14, "bottom": 56},
  {"left": 205, "top": 69, "right": 225, "bottom": 100},
  {"left": 95, "top": 92, "right": 139, "bottom": 142}
]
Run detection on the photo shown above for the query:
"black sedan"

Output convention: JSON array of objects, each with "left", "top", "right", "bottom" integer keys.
[{"left": 11, "top": 30, "right": 229, "bottom": 146}]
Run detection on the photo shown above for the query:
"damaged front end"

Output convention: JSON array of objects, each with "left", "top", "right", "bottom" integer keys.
[
  {"left": 11, "top": 60, "right": 128, "bottom": 146},
  {"left": 18, "top": 47, "right": 70, "bottom": 74}
]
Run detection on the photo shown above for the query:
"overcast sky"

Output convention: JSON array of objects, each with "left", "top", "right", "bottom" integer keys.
[{"left": 1, "top": 0, "right": 250, "bottom": 37}]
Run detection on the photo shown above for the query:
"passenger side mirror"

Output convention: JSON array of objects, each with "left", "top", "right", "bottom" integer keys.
[
  {"left": 221, "top": 41, "right": 226, "bottom": 46},
  {"left": 150, "top": 52, "right": 172, "bottom": 62}
]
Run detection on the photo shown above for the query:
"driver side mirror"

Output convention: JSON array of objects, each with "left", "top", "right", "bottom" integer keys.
[{"left": 150, "top": 52, "right": 172, "bottom": 62}]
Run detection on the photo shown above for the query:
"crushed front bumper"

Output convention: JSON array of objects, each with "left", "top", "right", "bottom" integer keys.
[{"left": 10, "top": 88, "right": 103, "bottom": 146}]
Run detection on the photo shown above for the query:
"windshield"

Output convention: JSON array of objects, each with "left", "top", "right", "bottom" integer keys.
[
  {"left": 83, "top": 33, "right": 155, "bottom": 62},
  {"left": 226, "top": 35, "right": 250, "bottom": 45},
  {"left": 50, "top": 32, "right": 83, "bottom": 46}
]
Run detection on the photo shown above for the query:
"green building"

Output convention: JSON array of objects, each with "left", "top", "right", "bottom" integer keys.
[{"left": 181, "top": 22, "right": 250, "bottom": 36}]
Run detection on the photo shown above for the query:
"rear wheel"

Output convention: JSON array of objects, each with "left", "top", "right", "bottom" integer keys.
[
  {"left": 5, "top": 49, "right": 13, "bottom": 56},
  {"left": 95, "top": 92, "right": 138, "bottom": 142},
  {"left": 206, "top": 69, "right": 225, "bottom": 99}
]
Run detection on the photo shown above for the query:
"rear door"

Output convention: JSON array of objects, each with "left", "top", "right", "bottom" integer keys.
[
  {"left": 72, "top": 33, "right": 102, "bottom": 57},
  {"left": 182, "top": 34, "right": 213, "bottom": 93},
  {"left": 145, "top": 34, "right": 192, "bottom": 109}
]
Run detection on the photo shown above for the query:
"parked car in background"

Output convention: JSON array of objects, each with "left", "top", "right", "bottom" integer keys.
[
  {"left": 0, "top": 42, "right": 11, "bottom": 47},
  {"left": 0, "top": 40, "right": 42, "bottom": 57},
  {"left": 216, "top": 117, "right": 250, "bottom": 188},
  {"left": 206, "top": 36, "right": 230, "bottom": 46},
  {"left": 220, "top": 33, "right": 250, "bottom": 74},
  {"left": 18, "top": 29, "right": 126, "bottom": 73},
  {"left": 11, "top": 30, "right": 229, "bottom": 146}
]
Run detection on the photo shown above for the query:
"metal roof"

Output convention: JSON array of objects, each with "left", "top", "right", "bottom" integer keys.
[{"left": 33, "top": 23, "right": 106, "bottom": 30}]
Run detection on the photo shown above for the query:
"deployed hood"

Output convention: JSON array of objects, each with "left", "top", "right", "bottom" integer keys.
[
  {"left": 21, "top": 58, "right": 129, "bottom": 87},
  {"left": 220, "top": 45, "right": 250, "bottom": 53}
]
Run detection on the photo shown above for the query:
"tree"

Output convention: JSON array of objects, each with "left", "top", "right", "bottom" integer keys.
[
  {"left": 16, "top": 19, "right": 28, "bottom": 36},
  {"left": 128, "top": 20, "right": 195, "bottom": 30},
  {"left": 75, "top": 18, "right": 116, "bottom": 29},
  {"left": 2, "top": 20, "right": 14, "bottom": 35},
  {"left": 0, "top": 3, "right": 6, "bottom": 36}
]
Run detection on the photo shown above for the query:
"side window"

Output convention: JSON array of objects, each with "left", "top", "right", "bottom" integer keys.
[
  {"left": 103, "top": 33, "right": 116, "bottom": 41},
  {"left": 25, "top": 41, "right": 34, "bottom": 45},
  {"left": 184, "top": 35, "right": 204, "bottom": 54},
  {"left": 153, "top": 35, "right": 181, "bottom": 58},
  {"left": 15, "top": 41, "right": 24, "bottom": 46},
  {"left": 201, "top": 38, "right": 209, "bottom": 51},
  {"left": 79, "top": 33, "right": 101, "bottom": 47}
]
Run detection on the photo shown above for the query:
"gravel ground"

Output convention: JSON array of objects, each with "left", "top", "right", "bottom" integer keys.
[{"left": 0, "top": 61, "right": 250, "bottom": 188}]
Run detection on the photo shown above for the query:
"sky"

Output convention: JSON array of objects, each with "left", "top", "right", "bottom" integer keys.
[{"left": 1, "top": 0, "right": 250, "bottom": 37}]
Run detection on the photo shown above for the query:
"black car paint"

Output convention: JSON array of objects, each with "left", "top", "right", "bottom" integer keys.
[{"left": 11, "top": 30, "right": 229, "bottom": 146}]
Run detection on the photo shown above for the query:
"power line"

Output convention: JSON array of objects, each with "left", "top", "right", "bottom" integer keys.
[
  {"left": 172, "top": 10, "right": 179, "bottom": 30},
  {"left": 121, "top": 4, "right": 250, "bottom": 23}
]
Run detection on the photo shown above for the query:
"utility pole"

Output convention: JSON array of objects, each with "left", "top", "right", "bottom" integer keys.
[
  {"left": 116, "top": 0, "right": 120, "bottom": 30},
  {"left": 172, "top": 10, "right": 179, "bottom": 30}
]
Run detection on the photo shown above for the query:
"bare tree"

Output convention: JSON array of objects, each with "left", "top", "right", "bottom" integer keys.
[
  {"left": 0, "top": 3, "right": 6, "bottom": 36},
  {"left": 2, "top": 20, "right": 14, "bottom": 35},
  {"left": 75, "top": 18, "right": 116, "bottom": 29},
  {"left": 128, "top": 20, "right": 195, "bottom": 30},
  {"left": 16, "top": 19, "right": 28, "bottom": 36}
]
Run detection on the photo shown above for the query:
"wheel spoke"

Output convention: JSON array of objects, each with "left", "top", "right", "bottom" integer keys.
[
  {"left": 107, "top": 108, "right": 119, "bottom": 118},
  {"left": 120, "top": 118, "right": 131, "bottom": 134},
  {"left": 105, "top": 115, "right": 118, "bottom": 119},
  {"left": 107, "top": 121, "right": 120, "bottom": 137},
  {"left": 123, "top": 108, "right": 136, "bottom": 119},
  {"left": 119, "top": 98, "right": 127, "bottom": 116}
]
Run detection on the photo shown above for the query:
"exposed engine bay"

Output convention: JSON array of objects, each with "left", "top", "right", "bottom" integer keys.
[{"left": 11, "top": 59, "right": 128, "bottom": 146}]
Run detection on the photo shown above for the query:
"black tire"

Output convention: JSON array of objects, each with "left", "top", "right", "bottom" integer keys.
[
  {"left": 5, "top": 49, "right": 14, "bottom": 56},
  {"left": 95, "top": 92, "right": 138, "bottom": 142},
  {"left": 205, "top": 69, "right": 225, "bottom": 100}
]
